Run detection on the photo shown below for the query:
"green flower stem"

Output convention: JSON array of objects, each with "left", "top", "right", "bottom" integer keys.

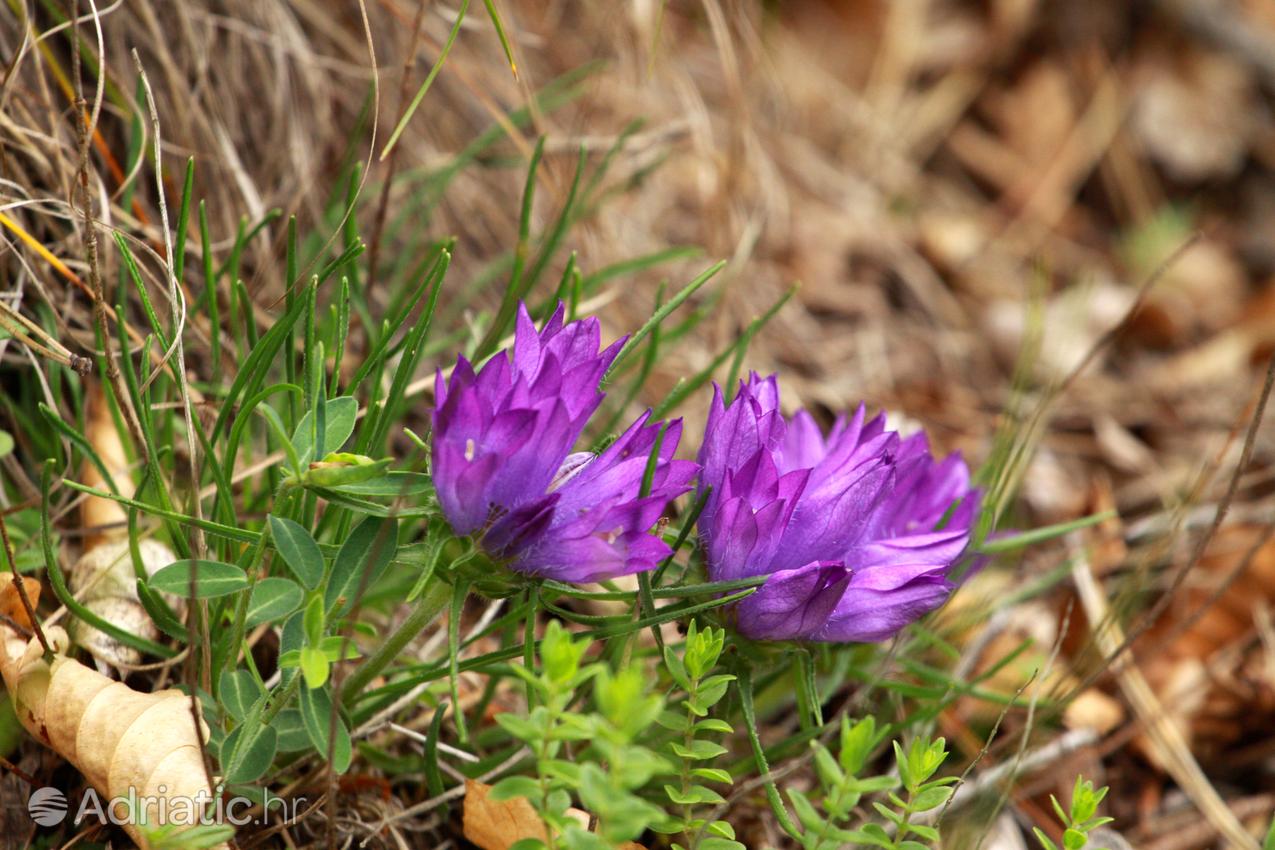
[
  {"left": 340, "top": 578, "right": 451, "bottom": 704},
  {"left": 795, "top": 649, "right": 823, "bottom": 730},
  {"left": 679, "top": 675, "right": 701, "bottom": 849},
  {"left": 737, "top": 664, "right": 803, "bottom": 841}
]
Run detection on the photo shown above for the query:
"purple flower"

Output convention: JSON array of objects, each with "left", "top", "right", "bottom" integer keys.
[
  {"left": 698, "top": 374, "right": 980, "bottom": 643},
  {"left": 432, "top": 304, "right": 696, "bottom": 582}
]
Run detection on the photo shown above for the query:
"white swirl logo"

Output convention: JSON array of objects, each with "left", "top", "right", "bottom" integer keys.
[{"left": 27, "top": 787, "right": 68, "bottom": 826}]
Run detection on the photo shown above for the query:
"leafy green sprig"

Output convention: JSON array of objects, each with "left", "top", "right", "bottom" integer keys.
[
  {"left": 493, "top": 620, "right": 670, "bottom": 850},
  {"left": 789, "top": 723, "right": 955, "bottom": 850},
  {"left": 656, "top": 621, "right": 743, "bottom": 850},
  {"left": 1033, "top": 776, "right": 1115, "bottom": 850}
]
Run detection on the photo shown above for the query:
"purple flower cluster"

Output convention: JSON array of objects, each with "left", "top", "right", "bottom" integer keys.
[
  {"left": 431, "top": 306, "right": 979, "bottom": 643},
  {"left": 432, "top": 304, "right": 696, "bottom": 583},
  {"left": 697, "top": 374, "right": 980, "bottom": 642}
]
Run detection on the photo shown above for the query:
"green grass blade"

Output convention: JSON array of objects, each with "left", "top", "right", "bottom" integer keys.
[{"left": 379, "top": 0, "right": 473, "bottom": 161}]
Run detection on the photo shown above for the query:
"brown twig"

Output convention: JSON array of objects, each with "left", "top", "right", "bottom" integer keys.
[
  {"left": 1108, "top": 354, "right": 1275, "bottom": 664},
  {"left": 69, "top": 0, "right": 150, "bottom": 466},
  {"left": 0, "top": 510, "right": 49, "bottom": 655},
  {"left": 0, "top": 754, "right": 41, "bottom": 787},
  {"left": 1158, "top": 514, "right": 1275, "bottom": 648},
  {"left": 365, "top": 0, "right": 429, "bottom": 295}
]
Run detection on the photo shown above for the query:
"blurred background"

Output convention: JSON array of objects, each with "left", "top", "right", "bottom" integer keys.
[{"left": 5, "top": 1, "right": 1275, "bottom": 847}]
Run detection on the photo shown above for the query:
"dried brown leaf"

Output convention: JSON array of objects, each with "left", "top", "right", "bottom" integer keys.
[
  {"left": 463, "top": 780, "right": 644, "bottom": 850},
  {"left": 0, "top": 576, "right": 41, "bottom": 632}
]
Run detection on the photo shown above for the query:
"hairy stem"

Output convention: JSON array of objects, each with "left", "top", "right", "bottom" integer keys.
[{"left": 340, "top": 578, "right": 450, "bottom": 703}]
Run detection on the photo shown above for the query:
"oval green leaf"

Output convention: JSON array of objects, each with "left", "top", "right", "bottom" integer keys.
[
  {"left": 150, "top": 560, "right": 248, "bottom": 599},
  {"left": 299, "top": 645, "right": 330, "bottom": 689},
  {"left": 218, "top": 669, "right": 264, "bottom": 724},
  {"left": 330, "top": 471, "right": 433, "bottom": 497},
  {"left": 268, "top": 515, "right": 324, "bottom": 590},
  {"left": 298, "top": 684, "right": 352, "bottom": 774},
  {"left": 221, "top": 722, "right": 277, "bottom": 785},
  {"left": 271, "top": 708, "right": 312, "bottom": 753},
  {"left": 291, "top": 396, "right": 358, "bottom": 465},
  {"left": 325, "top": 515, "right": 398, "bottom": 614},
  {"left": 245, "top": 577, "right": 304, "bottom": 628}
]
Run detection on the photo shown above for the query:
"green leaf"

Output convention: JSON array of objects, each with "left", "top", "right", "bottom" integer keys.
[
  {"left": 664, "top": 784, "right": 725, "bottom": 806},
  {"left": 327, "top": 472, "right": 433, "bottom": 497},
  {"left": 271, "top": 709, "right": 312, "bottom": 753},
  {"left": 218, "top": 670, "right": 263, "bottom": 723},
  {"left": 560, "top": 830, "right": 606, "bottom": 850},
  {"left": 979, "top": 511, "right": 1116, "bottom": 554},
  {"left": 706, "top": 821, "right": 737, "bottom": 839},
  {"left": 908, "top": 823, "right": 941, "bottom": 843},
  {"left": 814, "top": 746, "right": 845, "bottom": 790},
  {"left": 699, "top": 838, "right": 745, "bottom": 850},
  {"left": 494, "top": 711, "right": 541, "bottom": 742},
  {"left": 860, "top": 824, "right": 895, "bottom": 848},
  {"left": 1070, "top": 776, "right": 1103, "bottom": 824},
  {"left": 693, "top": 718, "right": 733, "bottom": 734},
  {"left": 912, "top": 784, "right": 954, "bottom": 812},
  {"left": 669, "top": 740, "right": 728, "bottom": 760},
  {"left": 1063, "top": 829, "right": 1088, "bottom": 850},
  {"left": 481, "top": 0, "right": 517, "bottom": 76},
  {"left": 1051, "top": 794, "right": 1070, "bottom": 826},
  {"left": 853, "top": 775, "right": 901, "bottom": 793},
  {"left": 299, "top": 646, "right": 330, "bottom": 689},
  {"left": 691, "top": 767, "right": 732, "bottom": 784},
  {"left": 245, "top": 577, "right": 304, "bottom": 628},
  {"left": 1033, "top": 827, "right": 1060, "bottom": 850},
  {"left": 875, "top": 802, "right": 906, "bottom": 826},
  {"left": 269, "top": 515, "right": 324, "bottom": 589},
  {"left": 693, "top": 675, "right": 733, "bottom": 710},
  {"left": 656, "top": 710, "right": 689, "bottom": 732},
  {"left": 303, "top": 454, "right": 391, "bottom": 488},
  {"left": 291, "top": 396, "right": 358, "bottom": 465},
  {"left": 303, "top": 593, "right": 325, "bottom": 646},
  {"left": 895, "top": 739, "right": 914, "bottom": 789},
  {"left": 663, "top": 645, "right": 690, "bottom": 691},
  {"left": 298, "top": 685, "right": 352, "bottom": 773},
  {"left": 220, "top": 722, "right": 277, "bottom": 784},
  {"left": 840, "top": 715, "right": 882, "bottom": 776},
  {"left": 787, "top": 788, "right": 824, "bottom": 832},
  {"left": 136, "top": 579, "right": 187, "bottom": 640},
  {"left": 604, "top": 261, "right": 725, "bottom": 382},
  {"left": 150, "top": 560, "right": 248, "bottom": 599},
  {"left": 378, "top": 0, "right": 472, "bottom": 160},
  {"left": 278, "top": 637, "right": 361, "bottom": 668},
  {"left": 540, "top": 619, "right": 587, "bottom": 686},
  {"left": 0, "top": 430, "right": 13, "bottom": 458},
  {"left": 489, "top": 776, "right": 541, "bottom": 802},
  {"left": 325, "top": 516, "right": 399, "bottom": 614}
]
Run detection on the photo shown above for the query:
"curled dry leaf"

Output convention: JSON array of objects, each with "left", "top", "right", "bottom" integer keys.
[
  {"left": 462, "top": 779, "right": 645, "bottom": 850},
  {"left": 73, "top": 382, "right": 178, "bottom": 671},
  {"left": 0, "top": 577, "right": 223, "bottom": 850}
]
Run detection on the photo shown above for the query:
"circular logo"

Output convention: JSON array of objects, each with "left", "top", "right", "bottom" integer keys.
[{"left": 28, "top": 787, "right": 67, "bottom": 826}]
